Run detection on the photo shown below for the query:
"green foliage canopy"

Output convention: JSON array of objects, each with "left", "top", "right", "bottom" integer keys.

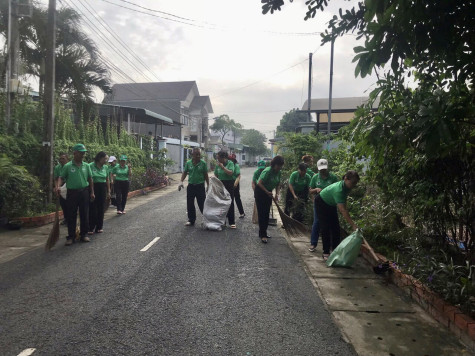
[
  {"left": 209, "top": 114, "right": 243, "bottom": 145},
  {"left": 276, "top": 108, "right": 308, "bottom": 135},
  {"left": 241, "top": 129, "right": 267, "bottom": 156}
]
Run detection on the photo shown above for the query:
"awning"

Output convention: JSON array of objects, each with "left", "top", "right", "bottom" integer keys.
[
  {"left": 143, "top": 109, "right": 174, "bottom": 125},
  {"left": 97, "top": 103, "right": 174, "bottom": 126}
]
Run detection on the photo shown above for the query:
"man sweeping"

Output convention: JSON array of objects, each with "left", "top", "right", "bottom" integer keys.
[{"left": 56, "top": 144, "right": 95, "bottom": 246}]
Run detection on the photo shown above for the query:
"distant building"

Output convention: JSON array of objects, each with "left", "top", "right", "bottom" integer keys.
[
  {"left": 299, "top": 96, "right": 379, "bottom": 134},
  {"left": 103, "top": 81, "right": 213, "bottom": 172}
]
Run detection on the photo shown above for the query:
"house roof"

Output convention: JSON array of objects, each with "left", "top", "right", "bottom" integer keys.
[
  {"left": 107, "top": 81, "right": 198, "bottom": 102},
  {"left": 301, "top": 96, "right": 380, "bottom": 113},
  {"left": 190, "top": 95, "right": 213, "bottom": 113}
]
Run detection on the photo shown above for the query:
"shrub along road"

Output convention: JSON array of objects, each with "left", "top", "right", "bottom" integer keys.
[{"left": 0, "top": 168, "right": 355, "bottom": 355}]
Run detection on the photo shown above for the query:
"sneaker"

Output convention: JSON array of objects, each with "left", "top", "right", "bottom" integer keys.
[
  {"left": 309, "top": 245, "right": 316, "bottom": 252},
  {"left": 185, "top": 221, "right": 194, "bottom": 226},
  {"left": 65, "top": 239, "right": 73, "bottom": 246},
  {"left": 230, "top": 224, "right": 237, "bottom": 229},
  {"left": 81, "top": 236, "right": 91, "bottom": 242}
]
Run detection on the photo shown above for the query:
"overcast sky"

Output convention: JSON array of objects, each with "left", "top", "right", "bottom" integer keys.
[{"left": 40, "top": 0, "right": 378, "bottom": 137}]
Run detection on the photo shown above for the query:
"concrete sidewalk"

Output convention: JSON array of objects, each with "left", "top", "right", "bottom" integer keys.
[
  {"left": 274, "top": 204, "right": 471, "bottom": 356},
  {"left": 0, "top": 173, "right": 182, "bottom": 265}
]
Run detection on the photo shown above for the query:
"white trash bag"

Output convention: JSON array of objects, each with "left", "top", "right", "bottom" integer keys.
[{"left": 202, "top": 176, "right": 231, "bottom": 231}]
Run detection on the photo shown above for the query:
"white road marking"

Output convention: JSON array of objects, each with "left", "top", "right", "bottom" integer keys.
[
  {"left": 17, "top": 349, "right": 36, "bottom": 356},
  {"left": 140, "top": 237, "right": 161, "bottom": 252}
]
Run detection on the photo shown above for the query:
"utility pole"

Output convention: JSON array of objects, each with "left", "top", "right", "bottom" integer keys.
[
  {"left": 5, "top": 0, "right": 20, "bottom": 132},
  {"left": 307, "top": 52, "right": 312, "bottom": 123},
  {"left": 327, "top": 36, "right": 335, "bottom": 149},
  {"left": 42, "top": 0, "right": 56, "bottom": 204}
]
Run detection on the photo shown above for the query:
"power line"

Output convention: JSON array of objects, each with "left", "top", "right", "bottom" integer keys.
[
  {"left": 99, "top": 0, "right": 322, "bottom": 36},
  {"left": 81, "top": 0, "right": 162, "bottom": 82}
]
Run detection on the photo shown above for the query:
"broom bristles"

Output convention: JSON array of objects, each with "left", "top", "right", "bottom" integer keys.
[
  {"left": 45, "top": 202, "right": 60, "bottom": 251},
  {"left": 273, "top": 198, "right": 310, "bottom": 238}
]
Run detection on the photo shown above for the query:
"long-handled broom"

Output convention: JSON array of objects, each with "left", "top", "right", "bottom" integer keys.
[
  {"left": 45, "top": 201, "right": 60, "bottom": 251},
  {"left": 272, "top": 197, "right": 310, "bottom": 238}
]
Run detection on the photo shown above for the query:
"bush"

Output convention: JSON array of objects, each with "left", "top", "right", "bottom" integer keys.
[{"left": 0, "top": 155, "right": 43, "bottom": 218}]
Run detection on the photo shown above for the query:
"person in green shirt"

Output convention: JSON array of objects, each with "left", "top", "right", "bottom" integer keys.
[
  {"left": 108, "top": 155, "right": 117, "bottom": 206},
  {"left": 308, "top": 158, "right": 339, "bottom": 252},
  {"left": 302, "top": 155, "right": 316, "bottom": 177},
  {"left": 179, "top": 147, "right": 209, "bottom": 226},
  {"left": 88, "top": 151, "right": 111, "bottom": 234},
  {"left": 56, "top": 143, "right": 94, "bottom": 245},
  {"left": 112, "top": 155, "right": 131, "bottom": 215},
  {"left": 284, "top": 162, "right": 312, "bottom": 222},
  {"left": 214, "top": 151, "right": 236, "bottom": 228},
  {"left": 316, "top": 170, "right": 360, "bottom": 260},
  {"left": 255, "top": 155, "right": 284, "bottom": 243},
  {"left": 53, "top": 152, "right": 69, "bottom": 225},
  {"left": 251, "top": 160, "right": 266, "bottom": 191},
  {"left": 230, "top": 153, "right": 245, "bottom": 219}
]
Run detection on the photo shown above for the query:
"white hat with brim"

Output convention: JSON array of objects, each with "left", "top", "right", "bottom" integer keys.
[
  {"left": 108, "top": 156, "right": 117, "bottom": 163},
  {"left": 317, "top": 158, "right": 328, "bottom": 170}
]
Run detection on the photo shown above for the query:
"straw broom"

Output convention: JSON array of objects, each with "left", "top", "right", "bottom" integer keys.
[
  {"left": 272, "top": 197, "right": 310, "bottom": 238},
  {"left": 45, "top": 201, "right": 60, "bottom": 251}
]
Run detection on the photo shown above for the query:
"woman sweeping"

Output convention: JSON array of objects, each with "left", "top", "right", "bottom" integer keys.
[
  {"left": 88, "top": 152, "right": 111, "bottom": 234},
  {"left": 112, "top": 155, "right": 131, "bottom": 215},
  {"left": 315, "top": 170, "right": 360, "bottom": 260},
  {"left": 284, "top": 162, "right": 311, "bottom": 222},
  {"left": 255, "top": 155, "right": 284, "bottom": 243},
  {"left": 214, "top": 151, "right": 236, "bottom": 229}
]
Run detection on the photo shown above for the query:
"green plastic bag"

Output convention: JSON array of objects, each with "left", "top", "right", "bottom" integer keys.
[{"left": 326, "top": 229, "right": 363, "bottom": 267}]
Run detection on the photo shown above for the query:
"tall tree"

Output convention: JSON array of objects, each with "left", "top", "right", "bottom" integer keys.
[
  {"left": 262, "top": 0, "right": 475, "bottom": 254},
  {"left": 276, "top": 108, "right": 308, "bottom": 135},
  {"left": 241, "top": 129, "right": 267, "bottom": 156},
  {"left": 209, "top": 114, "right": 242, "bottom": 145}
]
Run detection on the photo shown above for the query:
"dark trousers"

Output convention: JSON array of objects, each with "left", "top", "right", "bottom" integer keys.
[
  {"left": 59, "top": 196, "right": 68, "bottom": 223},
  {"left": 115, "top": 180, "right": 129, "bottom": 212},
  {"left": 187, "top": 183, "right": 206, "bottom": 224},
  {"left": 284, "top": 187, "right": 308, "bottom": 223},
  {"left": 66, "top": 188, "right": 89, "bottom": 240},
  {"left": 89, "top": 182, "right": 106, "bottom": 232},
  {"left": 234, "top": 182, "right": 245, "bottom": 215},
  {"left": 254, "top": 186, "right": 272, "bottom": 237},
  {"left": 221, "top": 180, "right": 235, "bottom": 225},
  {"left": 315, "top": 195, "right": 341, "bottom": 254}
]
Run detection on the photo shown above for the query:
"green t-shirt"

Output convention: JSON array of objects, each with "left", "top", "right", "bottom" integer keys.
[
  {"left": 54, "top": 163, "right": 65, "bottom": 179},
  {"left": 320, "top": 180, "right": 349, "bottom": 206},
  {"left": 89, "top": 162, "right": 109, "bottom": 183},
  {"left": 214, "top": 160, "right": 235, "bottom": 181},
  {"left": 258, "top": 166, "right": 281, "bottom": 191},
  {"left": 60, "top": 161, "right": 92, "bottom": 189},
  {"left": 306, "top": 167, "right": 315, "bottom": 177},
  {"left": 112, "top": 164, "right": 130, "bottom": 181},
  {"left": 252, "top": 168, "right": 264, "bottom": 184},
  {"left": 289, "top": 171, "right": 312, "bottom": 192},
  {"left": 310, "top": 172, "right": 339, "bottom": 190},
  {"left": 184, "top": 159, "right": 207, "bottom": 184},
  {"left": 233, "top": 163, "right": 241, "bottom": 180}
]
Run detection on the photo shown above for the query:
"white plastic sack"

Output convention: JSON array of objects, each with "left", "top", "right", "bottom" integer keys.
[
  {"left": 60, "top": 183, "right": 67, "bottom": 200},
  {"left": 202, "top": 176, "right": 231, "bottom": 231}
]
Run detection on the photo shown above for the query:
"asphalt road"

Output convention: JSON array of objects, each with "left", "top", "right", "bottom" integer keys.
[{"left": 0, "top": 167, "right": 355, "bottom": 356}]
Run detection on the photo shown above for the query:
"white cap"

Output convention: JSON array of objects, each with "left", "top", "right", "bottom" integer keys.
[
  {"left": 317, "top": 158, "right": 328, "bottom": 170},
  {"left": 108, "top": 155, "right": 117, "bottom": 163}
]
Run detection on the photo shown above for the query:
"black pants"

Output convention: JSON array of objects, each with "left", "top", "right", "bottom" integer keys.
[
  {"left": 254, "top": 186, "right": 272, "bottom": 237},
  {"left": 284, "top": 187, "right": 308, "bottom": 223},
  {"left": 66, "top": 188, "right": 89, "bottom": 240},
  {"left": 315, "top": 194, "right": 341, "bottom": 254},
  {"left": 115, "top": 180, "right": 129, "bottom": 212},
  {"left": 221, "top": 180, "right": 235, "bottom": 225},
  {"left": 59, "top": 196, "right": 68, "bottom": 224},
  {"left": 187, "top": 183, "right": 206, "bottom": 224},
  {"left": 234, "top": 182, "right": 245, "bottom": 216},
  {"left": 89, "top": 182, "right": 106, "bottom": 232}
]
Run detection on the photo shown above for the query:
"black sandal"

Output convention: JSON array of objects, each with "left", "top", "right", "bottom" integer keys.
[{"left": 261, "top": 237, "right": 268, "bottom": 244}]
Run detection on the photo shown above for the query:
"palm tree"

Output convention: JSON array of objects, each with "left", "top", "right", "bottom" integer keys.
[{"left": 1, "top": 2, "right": 111, "bottom": 102}]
